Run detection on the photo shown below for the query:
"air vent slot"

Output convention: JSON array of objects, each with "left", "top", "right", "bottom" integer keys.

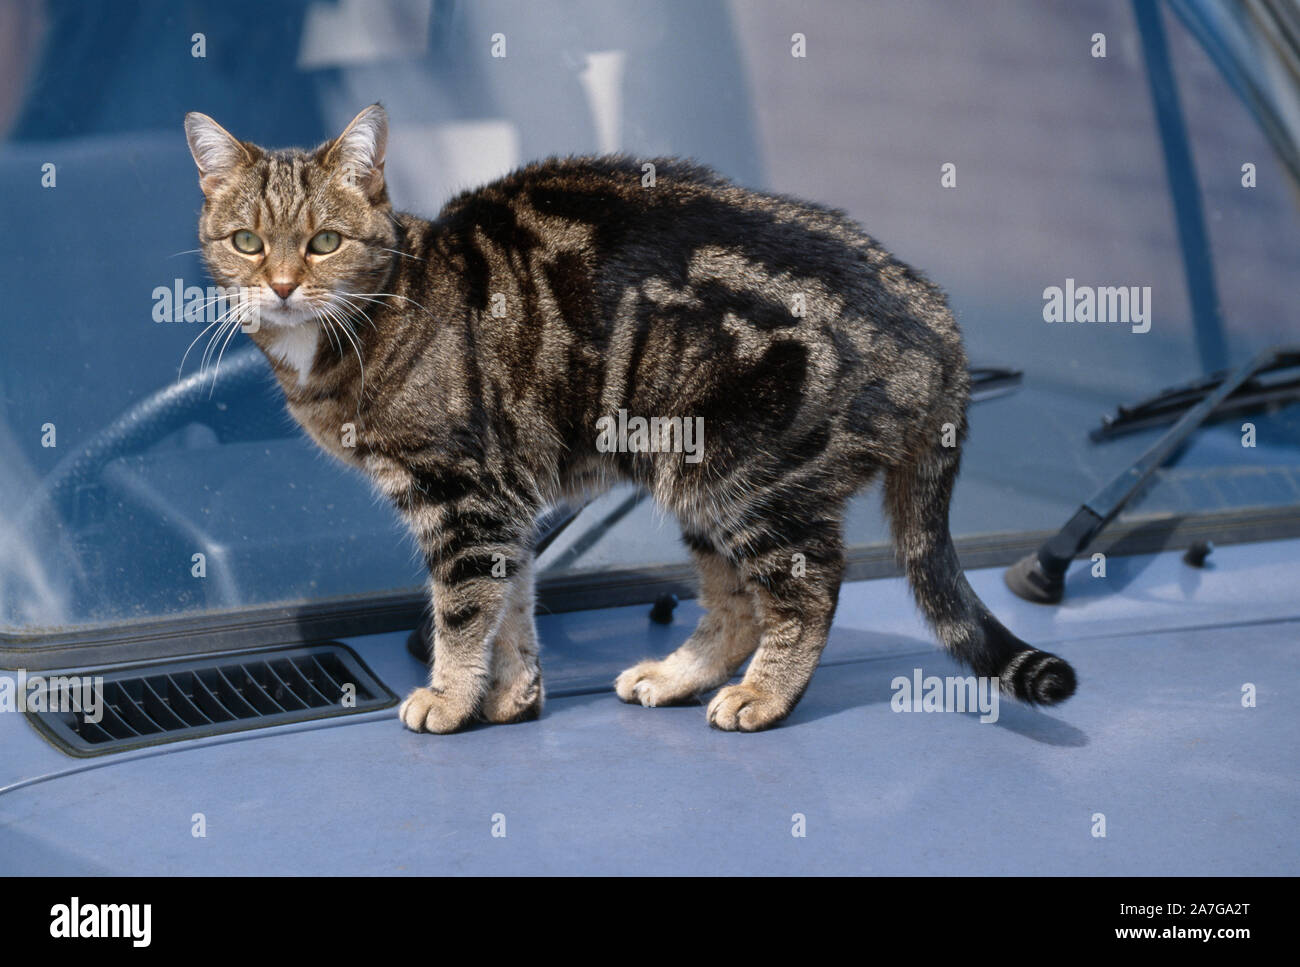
[{"left": 24, "top": 644, "right": 396, "bottom": 757}]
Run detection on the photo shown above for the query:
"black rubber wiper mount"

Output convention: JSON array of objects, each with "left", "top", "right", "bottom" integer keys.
[{"left": 1005, "top": 345, "right": 1300, "bottom": 605}]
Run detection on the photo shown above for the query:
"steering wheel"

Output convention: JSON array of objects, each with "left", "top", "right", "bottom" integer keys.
[
  {"left": 16, "top": 347, "right": 284, "bottom": 611},
  {"left": 22, "top": 347, "right": 281, "bottom": 525}
]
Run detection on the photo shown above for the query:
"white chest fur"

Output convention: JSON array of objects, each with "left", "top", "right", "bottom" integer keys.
[{"left": 266, "top": 325, "right": 320, "bottom": 385}]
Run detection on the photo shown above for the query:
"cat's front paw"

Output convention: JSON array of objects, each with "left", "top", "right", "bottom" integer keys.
[
  {"left": 615, "top": 660, "right": 705, "bottom": 707},
  {"left": 706, "top": 684, "right": 790, "bottom": 732},
  {"left": 399, "top": 686, "right": 476, "bottom": 733},
  {"left": 480, "top": 669, "right": 544, "bottom": 724}
]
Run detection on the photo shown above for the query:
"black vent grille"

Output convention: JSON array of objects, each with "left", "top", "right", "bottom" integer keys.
[{"left": 25, "top": 644, "right": 396, "bottom": 757}]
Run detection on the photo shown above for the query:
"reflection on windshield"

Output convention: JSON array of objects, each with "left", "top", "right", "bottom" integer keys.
[{"left": 1, "top": 0, "right": 1298, "bottom": 636}]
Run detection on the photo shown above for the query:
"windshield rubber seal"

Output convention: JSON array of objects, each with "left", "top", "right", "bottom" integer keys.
[{"left": 5, "top": 504, "right": 1300, "bottom": 671}]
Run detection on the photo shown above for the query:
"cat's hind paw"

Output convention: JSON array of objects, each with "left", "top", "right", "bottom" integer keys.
[
  {"left": 706, "top": 684, "right": 789, "bottom": 732},
  {"left": 614, "top": 660, "right": 707, "bottom": 707}
]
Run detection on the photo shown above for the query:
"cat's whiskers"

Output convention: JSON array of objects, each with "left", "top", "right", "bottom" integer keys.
[
  {"left": 199, "top": 298, "right": 250, "bottom": 374},
  {"left": 179, "top": 293, "right": 255, "bottom": 377},
  {"left": 329, "top": 293, "right": 378, "bottom": 332},
  {"left": 196, "top": 315, "right": 237, "bottom": 392},
  {"left": 198, "top": 312, "right": 240, "bottom": 376},
  {"left": 316, "top": 307, "right": 342, "bottom": 356},
  {"left": 335, "top": 293, "right": 393, "bottom": 324},
  {"left": 378, "top": 247, "right": 424, "bottom": 262},
  {"left": 180, "top": 311, "right": 235, "bottom": 378},
  {"left": 346, "top": 291, "right": 435, "bottom": 318},
  {"left": 316, "top": 300, "right": 367, "bottom": 410},
  {"left": 207, "top": 300, "right": 255, "bottom": 397}
]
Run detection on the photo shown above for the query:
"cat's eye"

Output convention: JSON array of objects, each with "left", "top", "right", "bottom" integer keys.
[
  {"left": 231, "top": 230, "right": 263, "bottom": 254},
  {"left": 308, "top": 230, "right": 342, "bottom": 255}
]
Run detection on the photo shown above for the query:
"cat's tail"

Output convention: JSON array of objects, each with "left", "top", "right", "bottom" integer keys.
[{"left": 884, "top": 443, "right": 1077, "bottom": 705}]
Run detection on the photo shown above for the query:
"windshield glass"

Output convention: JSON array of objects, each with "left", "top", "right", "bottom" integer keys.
[{"left": 2, "top": 0, "right": 1299, "bottom": 639}]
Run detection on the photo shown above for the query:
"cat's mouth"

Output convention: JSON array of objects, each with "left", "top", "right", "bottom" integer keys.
[{"left": 258, "top": 295, "right": 317, "bottom": 329}]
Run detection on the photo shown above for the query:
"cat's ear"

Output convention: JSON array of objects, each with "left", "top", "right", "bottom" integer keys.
[
  {"left": 184, "top": 112, "right": 254, "bottom": 195},
  {"left": 325, "top": 103, "right": 388, "bottom": 201}
]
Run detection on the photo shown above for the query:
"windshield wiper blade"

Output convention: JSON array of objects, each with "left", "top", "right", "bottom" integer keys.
[
  {"left": 1092, "top": 348, "right": 1300, "bottom": 440},
  {"left": 969, "top": 365, "right": 1023, "bottom": 402},
  {"left": 1005, "top": 344, "right": 1300, "bottom": 604}
]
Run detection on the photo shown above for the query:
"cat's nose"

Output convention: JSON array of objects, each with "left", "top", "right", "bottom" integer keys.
[{"left": 270, "top": 281, "right": 298, "bottom": 301}]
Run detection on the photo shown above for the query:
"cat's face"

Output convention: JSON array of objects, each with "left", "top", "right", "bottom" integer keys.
[{"left": 184, "top": 104, "right": 396, "bottom": 330}]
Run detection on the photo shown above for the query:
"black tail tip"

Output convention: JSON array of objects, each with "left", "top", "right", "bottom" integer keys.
[{"left": 1003, "top": 649, "right": 1077, "bottom": 705}]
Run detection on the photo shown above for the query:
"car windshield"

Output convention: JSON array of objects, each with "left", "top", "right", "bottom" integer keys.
[{"left": 2, "top": 0, "right": 1299, "bottom": 640}]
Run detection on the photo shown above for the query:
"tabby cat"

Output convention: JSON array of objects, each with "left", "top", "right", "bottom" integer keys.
[{"left": 183, "top": 104, "right": 1076, "bottom": 733}]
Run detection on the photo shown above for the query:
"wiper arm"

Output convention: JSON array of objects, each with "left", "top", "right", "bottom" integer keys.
[
  {"left": 969, "top": 365, "right": 1022, "bottom": 402},
  {"left": 1092, "top": 348, "right": 1300, "bottom": 440},
  {"left": 1005, "top": 344, "right": 1300, "bottom": 604}
]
